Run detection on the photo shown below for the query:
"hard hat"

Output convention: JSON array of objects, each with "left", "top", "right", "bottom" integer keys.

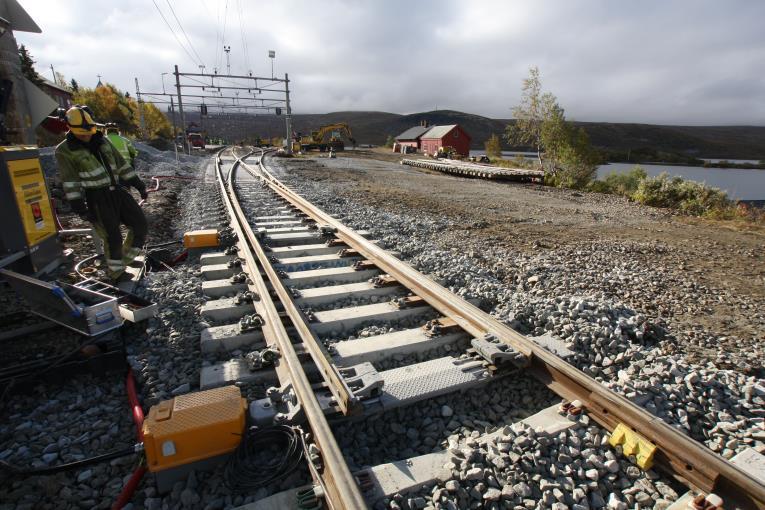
[{"left": 65, "top": 105, "right": 99, "bottom": 135}]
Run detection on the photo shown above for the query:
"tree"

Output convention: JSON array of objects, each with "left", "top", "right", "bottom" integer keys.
[
  {"left": 54, "top": 72, "right": 68, "bottom": 89},
  {"left": 18, "top": 44, "right": 43, "bottom": 86},
  {"left": 384, "top": 134, "right": 395, "bottom": 148},
  {"left": 506, "top": 66, "right": 599, "bottom": 189},
  {"left": 505, "top": 66, "right": 557, "bottom": 167},
  {"left": 142, "top": 102, "right": 172, "bottom": 139},
  {"left": 484, "top": 133, "right": 502, "bottom": 159},
  {"left": 70, "top": 79, "right": 79, "bottom": 92},
  {"left": 74, "top": 83, "right": 136, "bottom": 133}
]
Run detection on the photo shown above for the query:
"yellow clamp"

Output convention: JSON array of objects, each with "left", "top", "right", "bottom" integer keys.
[{"left": 609, "top": 423, "right": 657, "bottom": 470}]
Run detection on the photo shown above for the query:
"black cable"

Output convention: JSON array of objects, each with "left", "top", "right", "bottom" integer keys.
[
  {"left": 223, "top": 424, "right": 304, "bottom": 493},
  {"left": 0, "top": 446, "right": 135, "bottom": 479},
  {"left": 145, "top": 239, "right": 183, "bottom": 249}
]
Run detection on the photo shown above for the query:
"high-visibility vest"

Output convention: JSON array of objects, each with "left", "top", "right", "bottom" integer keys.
[
  {"left": 106, "top": 133, "right": 138, "bottom": 166},
  {"left": 55, "top": 134, "right": 135, "bottom": 201}
]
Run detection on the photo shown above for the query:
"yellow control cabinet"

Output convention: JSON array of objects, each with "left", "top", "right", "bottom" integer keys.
[
  {"left": 142, "top": 385, "right": 247, "bottom": 472},
  {"left": 183, "top": 229, "right": 220, "bottom": 249}
]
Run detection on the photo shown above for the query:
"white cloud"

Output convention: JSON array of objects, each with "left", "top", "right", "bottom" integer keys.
[{"left": 14, "top": 0, "right": 765, "bottom": 124}]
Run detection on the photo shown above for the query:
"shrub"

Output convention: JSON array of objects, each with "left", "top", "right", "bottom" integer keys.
[
  {"left": 603, "top": 166, "right": 647, "bottom": 196},
  {"left": 632, "top": 173, "right": 732, "bottom": 217}
]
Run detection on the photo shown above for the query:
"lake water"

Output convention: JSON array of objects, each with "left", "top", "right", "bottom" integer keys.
[
  {"left": 468, "top": 151, "right": 765, "bottom": 200},
  {"left": 597, "top": 163, "right": 765, "bottom": 201}
]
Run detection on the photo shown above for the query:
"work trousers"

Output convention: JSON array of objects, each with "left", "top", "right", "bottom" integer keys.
[{"left": 85, "top": 186, "right": 148, "bottom": 278}]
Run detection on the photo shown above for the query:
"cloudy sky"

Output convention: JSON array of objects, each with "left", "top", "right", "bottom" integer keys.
[{"left": 15, "top": 0, "right": 765, "bottom": 125}]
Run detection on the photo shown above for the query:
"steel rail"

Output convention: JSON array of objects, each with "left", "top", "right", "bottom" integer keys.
[
  {"left": 228, "top": 154, "right": 360, "bottom": 416},
  {"left": 244, "top": 154, "right": 765, "bottom": 510},
  {"left": 215, "top": 148, "right": 367, "bottom": 510}
]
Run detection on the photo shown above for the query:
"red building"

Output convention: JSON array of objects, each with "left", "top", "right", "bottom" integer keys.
[
  {"left": 420, "top": 124, "right": 472, "bottom": 157},
  {"left": 394, "top": 125, "right": 430, "bottom": 152},
  {"left": 40, "top": 78, "right": 73, "bottom": 110}
]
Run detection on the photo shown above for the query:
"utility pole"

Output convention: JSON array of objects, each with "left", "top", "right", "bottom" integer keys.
[
  {"left": 134, "top": 77, "right": 146, "bottom": 139},
  {"left": 224, "top": 46, "right": 231, "bottom": 75},
  {"left": 285, "top": 73, "right": 292, "bottom": 155},
  {"left": 50, "top": 64, "right": 56, "bottom": 84},
  {"left": 169, "top": 95, "right": 179, "bottom": 168},
  {"left": 174, "top": 65, "right": 188, "bottom": 154}
]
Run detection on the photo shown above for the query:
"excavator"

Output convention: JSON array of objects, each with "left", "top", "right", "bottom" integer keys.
[{"left": 295, "top": 123, "right": 356, "bottom": 152}]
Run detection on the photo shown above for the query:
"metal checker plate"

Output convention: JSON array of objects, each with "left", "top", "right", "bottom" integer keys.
[
  {"left": 529, "top": 333, "right": 575, "bottom": 359},
  {"left": 379, "top": 357, "right": 489, "bottom": 410}
]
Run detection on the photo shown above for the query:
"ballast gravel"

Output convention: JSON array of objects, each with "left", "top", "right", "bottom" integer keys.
[{"left": 270, "top": 156, "right": 765, "bottom": 462}]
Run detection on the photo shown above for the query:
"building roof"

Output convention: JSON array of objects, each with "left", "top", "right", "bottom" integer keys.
[
  {"left": 421, "top": 124, "right": 460, "bottom": 139},
  {"left": 40, "top": 78, "right": 73, "bottom": 96},
  {"left": 395, "top": 125, "right": 430, "bottom": 141}
]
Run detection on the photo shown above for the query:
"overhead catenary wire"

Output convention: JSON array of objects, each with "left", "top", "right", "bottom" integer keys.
[
  {"left": 151, "top": 0, "right": 201, "bottom": 67},
  {"left": 236, "top": 0, "right": 251, "bottom": 74},
  {"left": 165, "top": 0, "right": 205, "bottom": 67}
]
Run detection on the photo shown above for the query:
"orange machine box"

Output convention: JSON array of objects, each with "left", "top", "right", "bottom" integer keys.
[
  {"left": 142, "top": 385, "right": 247, "bottom": 472},
  {"left": 183, "top": 229, "right": 220, "bottom": 249}
]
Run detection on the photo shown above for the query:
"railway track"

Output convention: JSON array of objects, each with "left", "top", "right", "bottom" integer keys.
[{"left": 200, "top": 147, "right": 765, "bottom": 509}]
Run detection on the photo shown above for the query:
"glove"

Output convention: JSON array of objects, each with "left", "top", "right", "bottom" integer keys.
[
  {"left": 124, "top": 176, "right": 148, "bottom": 200},
  {"left": 70, "top": 198, "right": 89, "bottom": 219}
]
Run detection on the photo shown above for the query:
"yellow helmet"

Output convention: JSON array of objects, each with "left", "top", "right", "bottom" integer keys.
[{"left": 65, "top": 105, "right": 98, "bottom": 135}]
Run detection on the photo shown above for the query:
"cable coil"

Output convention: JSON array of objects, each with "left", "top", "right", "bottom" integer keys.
[{"left": 223, "top": 424, "right": 304, "bottom": 493}]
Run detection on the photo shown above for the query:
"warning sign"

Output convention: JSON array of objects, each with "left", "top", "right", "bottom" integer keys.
[{"left": 7, "top": 158, "right": 56, "bottom": 245}]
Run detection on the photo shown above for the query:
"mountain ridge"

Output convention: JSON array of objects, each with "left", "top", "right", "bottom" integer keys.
[{"left": 177, "top": 109, "right": 765, "bottom": 159}]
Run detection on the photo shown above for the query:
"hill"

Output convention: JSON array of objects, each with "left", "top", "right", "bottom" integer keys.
[{"left": 173, "top": 110, "right": 765, "bottom": 160}]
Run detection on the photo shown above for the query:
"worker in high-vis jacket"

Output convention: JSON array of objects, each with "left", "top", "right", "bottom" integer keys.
[
  {"left": 55, "top": 105, "right": 148, "bottom": 281},
  {"left": 105, "top": 123, "right": 138, "bottom": 169}
]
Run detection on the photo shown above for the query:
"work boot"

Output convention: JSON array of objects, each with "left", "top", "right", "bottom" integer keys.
[{"left": 108, "top": 270, "right": 132, "bottom": 284}]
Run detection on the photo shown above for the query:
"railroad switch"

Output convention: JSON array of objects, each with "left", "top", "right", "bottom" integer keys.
[
  {"left": 470, "top": 334, "right": 528, "bottom": 369},
  {"left": 239, "top": 313, "right": 265, "bottom": 333},
  {"left": 609, "top": 423, "right": 657, "bottom": 470}
]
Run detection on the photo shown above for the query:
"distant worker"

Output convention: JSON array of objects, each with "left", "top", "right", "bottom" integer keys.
[
  {"left": 104, "top": 123, "right": 138, "bottom": 170},
  {"left": 55, "top": 105, "right": 148, "bottom": 282}
]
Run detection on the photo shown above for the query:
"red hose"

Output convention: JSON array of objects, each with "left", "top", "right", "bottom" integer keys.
[
  {"left": 126, "top": 368, "right": 144, "bottom": 441},
  {"left": 139, "top": 175, "right": 202, "bottom": 206},
  {"left": 112, "top": 368, "right": 146, "bottom": 510},
  {"left": 112, "top": 465, "right": 147, "bottom": 510}
]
